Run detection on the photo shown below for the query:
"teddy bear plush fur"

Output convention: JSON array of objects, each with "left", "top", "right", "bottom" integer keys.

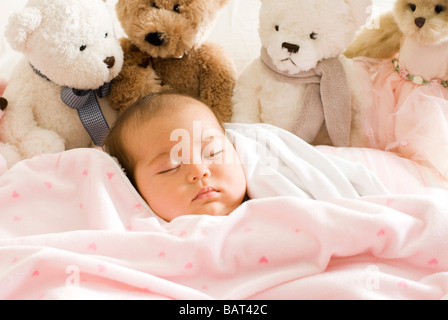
[
  {"left": 0, "top": 0, "right": 123, "bottom": 168},
  {"left": 109, "top": 0, "right": 237, "bottom": 122},
  {"left": 232, "top": 0, "right": 372, "bottom": 147}
]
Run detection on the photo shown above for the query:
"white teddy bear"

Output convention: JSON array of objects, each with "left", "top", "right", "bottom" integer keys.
[
  {"left": 0, "top": 0, "right": 123, "bottom": 168},
  {"left": 232, "top": 0, "right": 373, "bottom": 147}
]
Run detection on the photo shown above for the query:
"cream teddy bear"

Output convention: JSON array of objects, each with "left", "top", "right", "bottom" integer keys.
[
  {"left": 232, "top": 0, "right": 372, "bottom": 147},
  {"left": 0, "top": 0, "right": 123, "bottom": 168}
]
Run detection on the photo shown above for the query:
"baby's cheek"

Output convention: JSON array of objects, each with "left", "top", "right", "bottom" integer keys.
[
  {"left": 224, "top": 164, "right": 247, "bottom": 199},
  {"left": 138, "top": 183, "right": 169, "bottom": 211},
  {"left": 159, "top": 186, "right": 196, "bottom": 216}
]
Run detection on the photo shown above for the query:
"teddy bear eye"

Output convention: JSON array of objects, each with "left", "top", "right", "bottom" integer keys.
[
  {"left": 105, "top": 33, "right": 108, "bottom": 38},
  {"left": 275, "top": 25, "right": 280, "bottom": 32},
  {"left": 435, "top": 5, "right": 446, "bottom": 14},
  {"left": 152, "top": 2, "right": 159, "bottom": 9},
  {"left": 173, "top": 4, "right": 181, "bottom": 13},
  {"left": 80, "top": 45, "right": 87, "bottom": 52},
  {"left": 408, "top": 3, "right": 416, "bottom": 12},
  {"left": 310, "top": 32, "right": 318, "bottom": 40}
]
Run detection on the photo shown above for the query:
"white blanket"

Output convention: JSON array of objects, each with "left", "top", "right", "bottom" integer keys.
[{"left": 0, "top": 123, "right": 447, "bottom": 300}]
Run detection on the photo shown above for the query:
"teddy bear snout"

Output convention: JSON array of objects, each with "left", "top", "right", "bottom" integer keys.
[
  {"left": 415, "top": 17, "right": 426, "bottom": 28},
  {"left": 282, "top": 42, "right": 300, "bottom": 54},
  {"left": 103, "top": 56, "right": 116, "bottom": 69},
  {"left": 145, "top": 32, "right": 166, "bottom": 46}
]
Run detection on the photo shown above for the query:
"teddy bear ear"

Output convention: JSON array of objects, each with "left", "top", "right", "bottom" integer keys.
[
  {"left": 5, "top": 7, "right": 42, "bottom": 53},
  {"left": 344, "top": 0, "right": 372, "bottom": 29}
]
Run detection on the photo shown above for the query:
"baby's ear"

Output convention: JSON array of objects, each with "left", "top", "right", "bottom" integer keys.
[
  {"left": 5, "top": 7, "right": 42, "bottom": 53},
  {"left": 344, "top": 0, "right": 372, "bottom": 29}
]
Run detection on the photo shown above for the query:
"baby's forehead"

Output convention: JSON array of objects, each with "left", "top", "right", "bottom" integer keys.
[
  {"left": 170, "top": 97, "right": 218, "bottom": 117},
  {"left": 127, "top": 104, "right": 224, "bottom": 149}
]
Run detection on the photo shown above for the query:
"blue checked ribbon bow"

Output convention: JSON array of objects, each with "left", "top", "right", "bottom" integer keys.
[
  {"left": 61, "top": 84, "right": 111, "bottom": 146},
  {"left": 31, "top": 64, "right": 111, "bottom": 146}
]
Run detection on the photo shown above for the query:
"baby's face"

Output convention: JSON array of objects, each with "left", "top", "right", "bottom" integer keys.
[{"left": 128, "top": 100, "right": 247, "bottom": 222}]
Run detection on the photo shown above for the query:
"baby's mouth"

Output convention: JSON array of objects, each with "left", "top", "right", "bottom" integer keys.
[{"left": 193, "top": 187, "right": 219, "bottom": 201}]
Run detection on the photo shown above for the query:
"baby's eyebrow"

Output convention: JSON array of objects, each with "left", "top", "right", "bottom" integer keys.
[{"left": 147, "top": 151, "right": 171, "bottom": 167}]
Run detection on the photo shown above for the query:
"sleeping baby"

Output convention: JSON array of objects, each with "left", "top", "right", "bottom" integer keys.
[{"left": 104, "top": 93, "right": 248, "bottom": 222}]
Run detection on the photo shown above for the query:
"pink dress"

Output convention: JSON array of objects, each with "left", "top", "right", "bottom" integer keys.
[{"left": 359, "top": 38, "right": 448, "bottom": 179}]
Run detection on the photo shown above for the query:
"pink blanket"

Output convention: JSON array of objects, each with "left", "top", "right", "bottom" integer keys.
[{"left": 0, "top": 123, "right": 447, "bottom": 300}]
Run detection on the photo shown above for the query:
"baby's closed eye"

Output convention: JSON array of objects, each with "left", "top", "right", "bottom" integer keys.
[
  {"left": 205, "top": 149, "right": 223, "bottom": 158},
  {"left": 158, "top": 163, "right": 181, "bottom": 175}
]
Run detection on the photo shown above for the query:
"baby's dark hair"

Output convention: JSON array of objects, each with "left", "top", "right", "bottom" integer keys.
[{"left": 103, "top": 92, "right": 224, "bottom": 186}]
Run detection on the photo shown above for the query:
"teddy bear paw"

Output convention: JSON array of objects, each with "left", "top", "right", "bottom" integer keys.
[
  {"left": 127, "top": 44, "right": 152, "bottom": 69},
  {"left": 110, "top": 63, "right": 164, "bottom": 111},
  {"left": 0, "top": 142, "right": 21, "bottom": 169},
  {"left": 20, "top": 129, "right": 66, "bottom": 159}
]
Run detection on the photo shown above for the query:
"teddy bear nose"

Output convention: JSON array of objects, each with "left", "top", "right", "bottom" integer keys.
[
  {"left": 282, "top": 42, "right": 300, "bottom": 54},
  {"left": 103, "top": 56, "right": 116, "bottom": 69},
  {"left": 145, "top": 32, "right": 166, "bottom": 46},
  {"left": 415, "top": 17, "right": 426, "bottom": 28}
]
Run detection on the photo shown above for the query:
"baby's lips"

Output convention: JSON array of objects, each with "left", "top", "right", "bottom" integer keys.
[{"left": 194, "top": 187, "right": 218, "bottom": 201}]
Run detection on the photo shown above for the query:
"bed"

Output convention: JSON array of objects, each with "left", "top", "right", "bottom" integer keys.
[{"left": 1, "top": 0, "right": 448, "bottom": 301}]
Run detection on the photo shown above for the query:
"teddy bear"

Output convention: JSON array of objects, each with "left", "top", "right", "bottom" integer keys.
[
  {"left": 345, "top": 0, "right": 448, "bottom": 179},
  {"left": 0, "top": 0, "right": 124, "bottom": 168},
  {"left": 108, "top": 0, "right": 237, "bottom": 122},
  {"left": 231, "top": 0, "right": 373, "bottom": 147}
]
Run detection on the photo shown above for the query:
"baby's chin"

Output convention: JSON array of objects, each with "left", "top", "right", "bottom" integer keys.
[
  {"left": 189, "top": 201, "right": 237, "bottom": 217},
  {"left": 163, "top": 201, "right": 241, "bottom": 222}
]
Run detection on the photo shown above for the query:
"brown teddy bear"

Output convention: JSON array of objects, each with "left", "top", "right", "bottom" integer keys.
[{"left": 109, "top": 0, "right": 237, "bottom": 122}]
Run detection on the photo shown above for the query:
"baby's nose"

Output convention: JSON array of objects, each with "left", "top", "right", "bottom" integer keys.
[{"left": 188, "top": 163, "right": 211, "bottom": 182}]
